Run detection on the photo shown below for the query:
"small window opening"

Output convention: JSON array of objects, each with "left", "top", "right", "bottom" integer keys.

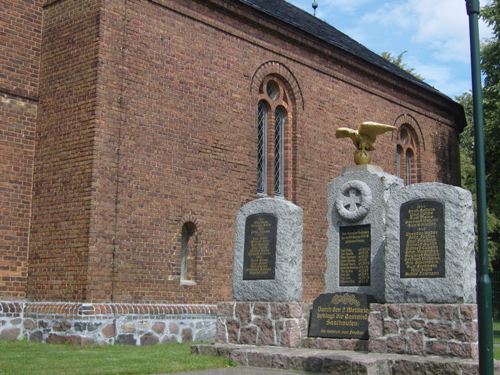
[{"left": 180, "top": 222, "right": 197, "bottom": 285}]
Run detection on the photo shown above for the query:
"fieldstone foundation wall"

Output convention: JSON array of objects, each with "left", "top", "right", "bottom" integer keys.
[
  {"left": 216, "top": 302, "right": 309, "bottom": 348},
  {"left": 2, "top": 300, "right": 479, "bottom": 357},
  {"left": 0, "top": 302, "right": 23, "bottom": 340},
  {"left": 0, "top": 301, "right": 216, "bottom": 345},
  {"left": 368, "top": 303, "right": 478, "bottom": 359}
]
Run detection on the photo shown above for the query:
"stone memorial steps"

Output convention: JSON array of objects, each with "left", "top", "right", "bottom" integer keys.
[{"left": 192, "top": 343, "right": 498, "bottom": 375}]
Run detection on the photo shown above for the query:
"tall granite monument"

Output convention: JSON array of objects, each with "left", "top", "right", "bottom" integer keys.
[
  {"left": 325, "top": 165, "right": 402, "bottom": 302},
  {"left": 325, "top": 123, "right": 402, "bottom": 302}
]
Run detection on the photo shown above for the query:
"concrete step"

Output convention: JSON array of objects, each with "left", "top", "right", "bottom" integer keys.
[
  {"left": 192, "top": 343, "right": 497, "bottom": 375},
  {"left": 166, "top": 367, "right": 309, "bottom": 375}
]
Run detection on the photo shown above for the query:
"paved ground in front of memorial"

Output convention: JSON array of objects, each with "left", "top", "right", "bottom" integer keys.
[{"left": 165, "top": 368, "right": 307, "bottom": 375}]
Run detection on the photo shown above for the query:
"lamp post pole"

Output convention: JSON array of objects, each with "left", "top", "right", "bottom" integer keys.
[{"left": 465, "top": 0, "right": 493, "bottom": 373}]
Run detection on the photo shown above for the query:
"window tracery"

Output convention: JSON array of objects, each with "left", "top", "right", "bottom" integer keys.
[
  {"left": 256, "top": 77, "right": 293, "bottom": 199},
  {"left": 395, "top": 125, "right": 419, "bottom": 185}
]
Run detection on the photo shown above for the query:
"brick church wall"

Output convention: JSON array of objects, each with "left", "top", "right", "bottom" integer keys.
[
  {"left": 78, "top": 0, "right": 462, "bottom": 304},
  {"left": 27, "top": 0, "right": 101, "bottom": 301},
  {"left": 0, "top": 0, "right": 43, "bottom": 298},
  {"left": 2, "top": 0, "right": 464, "bottom": 304}
]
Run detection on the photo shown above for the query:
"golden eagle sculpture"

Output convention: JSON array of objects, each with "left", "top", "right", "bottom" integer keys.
[{"left": 335, "top": 122, "right": 396, "bottom": 165}]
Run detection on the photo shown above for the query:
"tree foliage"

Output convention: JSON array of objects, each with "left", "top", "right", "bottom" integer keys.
[
  {"left": 381, "top": 51, "right": 425, "bottom": 81},
  {"left": 458, "top": 91, "right": 500, "bottom": 271},
  {"left": 458, "top": 0, "right": 500, "bottom": 271},
  {"left": 482, "top": 0, "right": 500, "bottom": 216},
  {"left": 456, "top": 92, "right": 475, "bottom": 155}
]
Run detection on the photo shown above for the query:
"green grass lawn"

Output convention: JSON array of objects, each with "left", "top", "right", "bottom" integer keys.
[{"left": 0, "top": 341, "right": 233, "bottom": 375}]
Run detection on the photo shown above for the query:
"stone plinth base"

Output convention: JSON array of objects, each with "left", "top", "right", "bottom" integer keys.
[
  {"left": 302, "top": 337, "right": 368, "bottom": 351},
  {"left": 368, "top": 303, "right": 478, "bottom": 359},
  {"left": 193, "top": 344, "right": 488, "bottom": 374},
  {"left": 0, "top": 301, "right": 216, "bottom": 345},
  {"left": 216, "top": 302, "right": 478, "bottom": 359},
  {"left": 216, "top": 302, "right": 309, "bottom": 348}
]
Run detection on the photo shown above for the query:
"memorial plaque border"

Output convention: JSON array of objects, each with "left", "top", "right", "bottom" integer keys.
[
  {"left": 400, "top": 199, "right": 445, "bottom": 279},
  {"left": 308, "top": 292, "right": 374, "bottom": 340},
  {"left": 338, "top": 224, "right": 371, "bottom": 287},
  {"left": 243, "top": 213, "right": 277, "bottom": 280}
]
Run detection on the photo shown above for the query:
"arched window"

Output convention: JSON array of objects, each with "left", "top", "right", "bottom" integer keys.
[
  {"left": 396, "top": 145, "right": 403, "bottom": 178},
  {"left": 257, "top": 77, "right": 293, "bottom": 199},
  {"left": 406, "top": 149, "right": 414, "bottom": 185},
  {"left": 180, "top": 222, "right": 197, "bottom": 284},
  {"left": 257, "top": 101, "right": 268, "bottom": 194},
  {"left": 274, "top": 106, "right": 286, "bottom": 196},
  {"left": 395, "top": 125, "right": 419, "bottom": 185}
]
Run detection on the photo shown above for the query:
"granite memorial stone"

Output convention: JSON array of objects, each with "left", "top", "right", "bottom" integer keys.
[
  {"left": 325, "top": 165, "right": 403, "bottom": 301},
  {"left": 385, "top": 183, "right": 476, "bottom": 303},
  {"left": 233, "top": 197, "right": 303, "bottom": 301}
]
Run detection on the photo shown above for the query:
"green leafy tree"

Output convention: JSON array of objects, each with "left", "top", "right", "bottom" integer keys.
[
  {"left": 458, "top": 91, "right": 500, "bottom": 271},
  {"left": 458, "top": 0, "right": 500, "bottom": 270},
  {"left": 381, "top": 51, "right": 425, "bottom": 81},
  {"left": 482, "top": 0, "right": 500, "bottom": 217},
  {"left": 481, "top": 0, "right": 500, "bottom": 272},
  {"left": 456, "top": 92, "right": 474, "bottom": 154}
]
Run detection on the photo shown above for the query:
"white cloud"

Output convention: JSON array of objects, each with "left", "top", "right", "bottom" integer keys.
[
  {"left": 411, "top": 61, "right": 451, "bottom": 82},
  {"left": 361, "top": 2, "right": 412, "bottom": 29},
  {"left": 407, "top": 59, "right": 471, "bottom": 97},
  {"left": 360, "top": 0, "right": 492, "bottom": 64}
]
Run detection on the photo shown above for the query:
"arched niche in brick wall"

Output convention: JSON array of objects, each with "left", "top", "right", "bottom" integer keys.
[
  {"left": 180, "top": 221, "right": 198, "bottom": 285},
  {"left": 174, "top": 213, "right": 202, "bottom": 286}
]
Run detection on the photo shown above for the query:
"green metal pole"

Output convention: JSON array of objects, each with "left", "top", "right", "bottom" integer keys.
[{"left": 465, "top": 1, "right": 493, "bottom": 373}]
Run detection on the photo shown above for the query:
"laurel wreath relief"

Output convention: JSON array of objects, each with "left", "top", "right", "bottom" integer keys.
[{"left": 335, "top": 180, "right": 372, "bottom": 222}]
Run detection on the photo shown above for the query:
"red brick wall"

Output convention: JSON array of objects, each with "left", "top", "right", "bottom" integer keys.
[
  {"left": 22, "top": 0, "right": 463, "bottom": 304},
  {"left": 0, "top": 0, "right": 43, "bottom": 99},
  {"left": 27, "top": 0, "right": 100, "bottom": 301},
  {"left": 0, "top": 0, "right": 43, "bottom": 298},
  {"left": 85, "top": 0, "right": 462, "bottom": 304}
]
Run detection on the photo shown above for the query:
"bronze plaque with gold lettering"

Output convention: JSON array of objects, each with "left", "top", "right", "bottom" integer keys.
[
  {"left": 400, "top": 200, "right": 445, "bottom": 278},
  {"left": 308, "top": 293, "right": 374, "bottom": 339},
  {"left": 339, "top": 225, "right": 371, "bottom": 286},
  {"left": 243, "top": 213, "right": 277, "bottom": 280}
]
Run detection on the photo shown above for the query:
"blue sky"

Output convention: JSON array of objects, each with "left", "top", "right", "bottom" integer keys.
[{"left": 287, "top": 0, "right": 493, "bottom": 98}]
